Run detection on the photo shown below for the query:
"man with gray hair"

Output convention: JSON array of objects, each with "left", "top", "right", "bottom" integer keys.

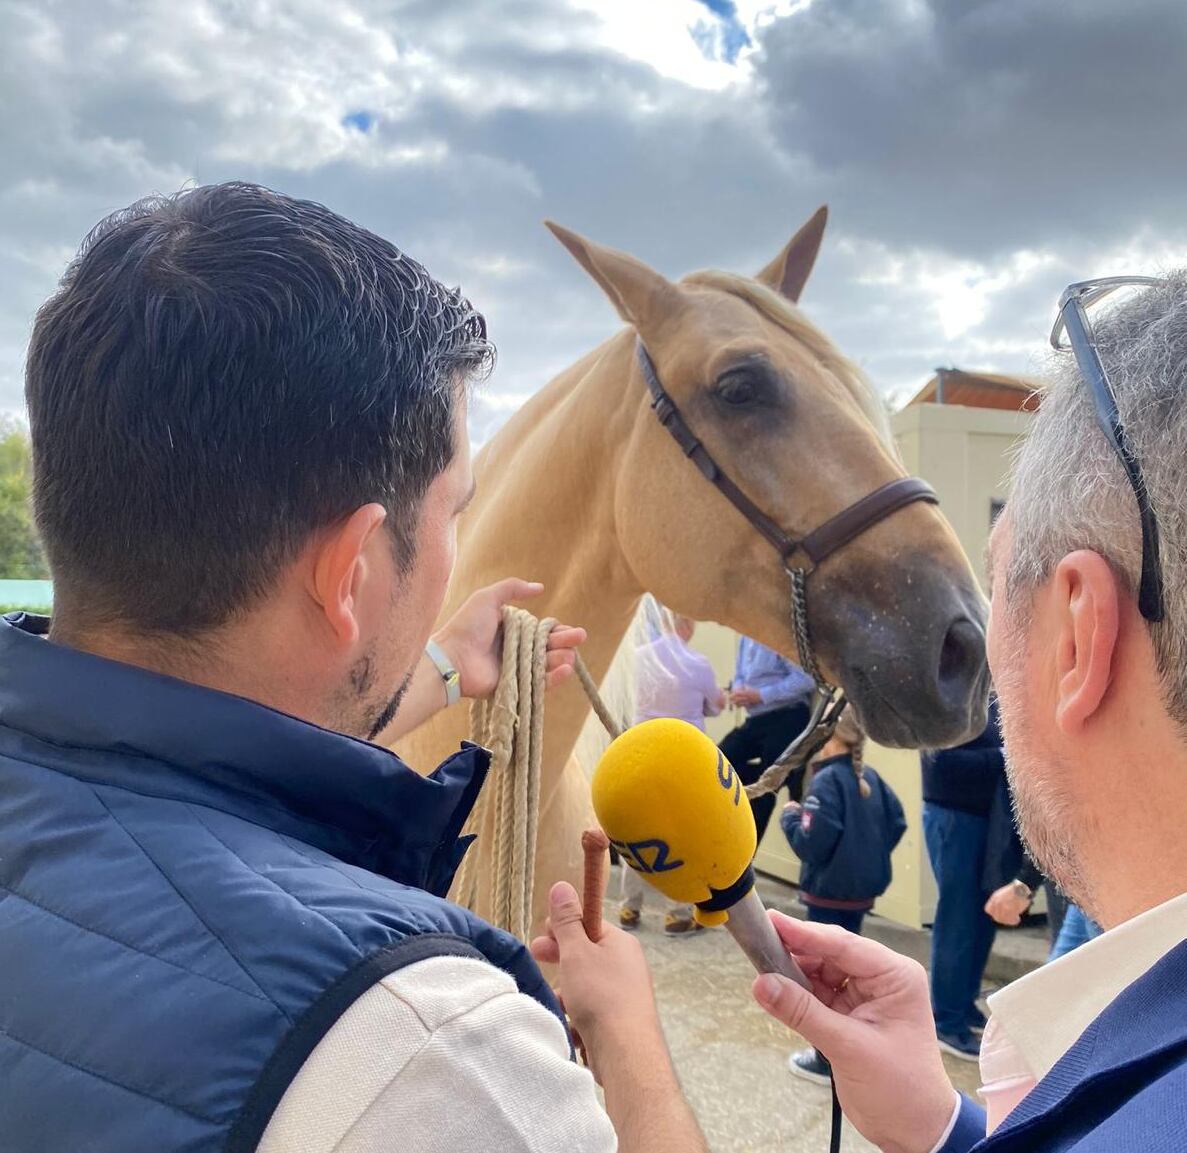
[{"left": 750, "top": 275, "right": 1187, "bottom": 1152}]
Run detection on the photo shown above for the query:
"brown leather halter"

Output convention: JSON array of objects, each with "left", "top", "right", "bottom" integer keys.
[{"left": 636, "top": 339, "right": 939, "bottom": 695}]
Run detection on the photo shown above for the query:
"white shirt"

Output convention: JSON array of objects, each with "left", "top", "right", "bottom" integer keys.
[
  {"left": 979, "top": 891, "right": 1187, "bottom": 1133},
  {"left": 259, "top": 955, "right": 617, "bottom": 1153}
]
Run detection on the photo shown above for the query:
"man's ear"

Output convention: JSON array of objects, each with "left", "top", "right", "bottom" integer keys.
[
  {"left": 309, "top": 504, "right": 388, "bottom": 646},
  {"left": 1052, "top": 550, "right": 1121, "bottom": 734}
]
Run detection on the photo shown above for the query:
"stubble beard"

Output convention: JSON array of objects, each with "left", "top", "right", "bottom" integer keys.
[
  {"left": 997, "top": 608, "right": 1096, "bottom": 914},
  {"left": 345, "top": 643, "right": 415, "bottom": 742}
]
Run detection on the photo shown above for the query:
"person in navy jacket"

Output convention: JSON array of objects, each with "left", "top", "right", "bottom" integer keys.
[
  {"left": 749, "top": 275, "right": 1187, "bottom": 1153},
  {"left": 1, "top": 184, "right": 708, "bottom": 1153},
  {"left": 780, "top": 706, "right": 906, "bottom": 1084}
]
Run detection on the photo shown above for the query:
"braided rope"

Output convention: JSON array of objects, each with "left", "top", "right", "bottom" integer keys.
[{"left": 454, "top": 607, "right": 554, "bottom": 941}]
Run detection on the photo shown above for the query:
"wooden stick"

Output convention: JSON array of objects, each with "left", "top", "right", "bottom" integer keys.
[{"left": 580, "top": 827, "right": 610, "bottom": 942}]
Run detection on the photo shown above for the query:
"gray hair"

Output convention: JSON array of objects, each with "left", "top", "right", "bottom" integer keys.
[{"left": 1008, "top": 273, "right": 1187, "bottom": 721}]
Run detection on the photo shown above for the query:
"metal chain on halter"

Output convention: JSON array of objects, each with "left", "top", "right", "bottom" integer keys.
[
  {"left": 788, "top": 565, "right": 826, "bottom": 687},
  {"left": 742, "top": 565, "right": 847, "bottom": 801}
]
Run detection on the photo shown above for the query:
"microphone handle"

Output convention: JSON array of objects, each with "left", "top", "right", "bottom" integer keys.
[{"left": 724, "top": 888, "right": 813, "bottom": 991}]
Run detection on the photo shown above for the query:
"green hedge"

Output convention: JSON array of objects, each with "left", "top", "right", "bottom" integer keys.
[{"left": 0, "top": 603, "right": 51, "bottom": 615}]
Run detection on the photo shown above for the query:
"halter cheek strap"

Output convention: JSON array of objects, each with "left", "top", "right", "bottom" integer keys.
[{"left": 636, "top": 339, "right": 939, "bottom": 686}]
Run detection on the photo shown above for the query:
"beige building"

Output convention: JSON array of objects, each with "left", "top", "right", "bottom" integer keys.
[{"left": 697, "top": 369, "right": 1036, "bottom": 928}]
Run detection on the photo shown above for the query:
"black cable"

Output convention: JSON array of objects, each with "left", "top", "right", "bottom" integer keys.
[{"left": 829, "top": 1074, "right": 843, "bottom": 1153}]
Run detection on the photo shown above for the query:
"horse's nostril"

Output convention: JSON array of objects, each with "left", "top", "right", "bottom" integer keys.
[{"left": 938, "top": 617, "right": 986, "bottom": 693}]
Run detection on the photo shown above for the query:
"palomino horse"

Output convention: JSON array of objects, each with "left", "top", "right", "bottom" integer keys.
[{"left": 394, "top": 207, "right": 989, "bottom": 932}]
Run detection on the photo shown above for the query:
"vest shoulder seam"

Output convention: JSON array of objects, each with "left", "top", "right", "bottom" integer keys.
[
  {"left": 0, "top": 881, "right": 277, "bottom": 1007},
  {"left": 185, "top": 803, "right": 363, "bottom": 959},
  {"left": 86, "top": 785, "right": 290, "bottom": 1021}
]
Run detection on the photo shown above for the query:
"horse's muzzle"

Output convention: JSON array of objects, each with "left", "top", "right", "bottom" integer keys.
[{"left": 819, "top": 570, "right": 990, "bottom": 750}]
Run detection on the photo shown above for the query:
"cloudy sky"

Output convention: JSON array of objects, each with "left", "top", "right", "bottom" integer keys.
[{"left": 4, "top": 0, "right": 1187, "bottom": 440}]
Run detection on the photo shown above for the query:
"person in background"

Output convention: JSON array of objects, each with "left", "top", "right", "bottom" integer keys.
[
  {"left": 621, "top": 611, "right": 726, "bottom": 935},
  {"left": 720, "top": 635, "right": 815, "bottom": 842},
  {"left": 1048, "top": 903, "right": 1102, "bottom": 960},
  {"left": 921, "top": 696, "right": 1004, "bottom": 1060},
  {"left": 779, "top": 705, "right": 906, "bottom": 1085},
  {"left": 982, "top": 774, "right": 1069, "bottom": 947}
]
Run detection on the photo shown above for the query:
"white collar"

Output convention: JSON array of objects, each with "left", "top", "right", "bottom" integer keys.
[{"left": 987, "top": 891, "right": 1187, "bottom": 1080}]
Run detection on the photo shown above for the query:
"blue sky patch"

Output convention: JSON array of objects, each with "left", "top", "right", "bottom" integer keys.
[
  {"left": 343, "top": 110, "right": 376, "bottom": 133},
  {"left": 691, "top": 0, "right": 750, "bottom": 63}
]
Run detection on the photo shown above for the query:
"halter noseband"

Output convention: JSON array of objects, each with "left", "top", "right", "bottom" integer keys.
[{"left": 635, "top": 339, "right": 939, "bottom": 690}]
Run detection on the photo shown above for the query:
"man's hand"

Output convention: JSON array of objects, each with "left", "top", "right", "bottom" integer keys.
[
  {"left": 434, "top": 579, "right": 587, "bottom": 700},
  {"left": 729, "top": 685, "right": 762, "bottom": 709},
  {"left": 985, "top": 882, "right": 1031, "bottom": 926},
  {"left": 530, "top": 882, "right": 660, "bottom": 1082},
  {"left": 782, "top": 800, "right": 802, "bottom": 818},
  {"left": 752, "top": 912, "right": 958, "bottom": 1153},
  {"left": 531, "top": 882, "right": 710, "bottom": 1153}
]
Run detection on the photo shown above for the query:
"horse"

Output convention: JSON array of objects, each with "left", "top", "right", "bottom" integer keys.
[{"left": 391, "top": 207, "right": 989, "bottom": 934}]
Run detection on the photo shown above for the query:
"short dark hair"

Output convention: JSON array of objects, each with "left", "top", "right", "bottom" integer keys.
[{"left": 25, "top": 182, "right": 491, "bottom": 634}]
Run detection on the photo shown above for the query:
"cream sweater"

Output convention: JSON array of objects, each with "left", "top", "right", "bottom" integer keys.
[{"left": 258, "top": 955, "right": 617, "bottom": 1153}]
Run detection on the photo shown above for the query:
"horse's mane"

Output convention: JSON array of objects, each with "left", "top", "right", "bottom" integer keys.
[{"left": 683, "top": 270, "right": 895, "bottom": 450}]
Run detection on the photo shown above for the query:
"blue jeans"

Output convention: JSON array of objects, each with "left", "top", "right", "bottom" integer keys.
[
  {"left": 1049, "top": 903, "right": 1102, "bottom": 961},
  {"left": 805, "top": 903, "right": 867, "bottom": 935},
  {"left": 923, "top": 803, "right": 997, "bottom": 1037}
]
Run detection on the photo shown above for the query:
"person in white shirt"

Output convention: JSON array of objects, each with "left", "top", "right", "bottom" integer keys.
[{"left": 748, "top": 274, "right": 1187, "bottom": 1153}]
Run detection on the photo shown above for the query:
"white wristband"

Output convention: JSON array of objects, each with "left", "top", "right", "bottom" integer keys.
[{"left": 425, "top": 640, "right": 462, "bottom": 707}]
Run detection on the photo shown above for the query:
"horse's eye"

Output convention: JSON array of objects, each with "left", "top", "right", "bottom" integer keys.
[{"left": 715, "top": 370, "right": 762, "bottom": 408}]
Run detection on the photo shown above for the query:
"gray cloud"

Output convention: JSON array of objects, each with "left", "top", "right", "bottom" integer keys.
[
  {"left": 2, "top": 0, "right": 1184, "bottom": 428},
  {"left": 754, "top": 0, "right": 1187, "bottom": 257}
]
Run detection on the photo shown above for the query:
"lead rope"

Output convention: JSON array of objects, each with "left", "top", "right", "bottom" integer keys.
[
  {"left": 455, "top": 608, "right": 554, "bottom": 942},
  {"left": 455, "top": 607, "right": 627, "bottom": 943}
]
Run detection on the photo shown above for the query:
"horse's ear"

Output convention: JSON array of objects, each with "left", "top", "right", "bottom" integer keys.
[
  {"left": 756, "top": 205, "right": 828, "bottom": 303},
  {"left": 545, "top": 221, "right": 680, "bottom": 331}
]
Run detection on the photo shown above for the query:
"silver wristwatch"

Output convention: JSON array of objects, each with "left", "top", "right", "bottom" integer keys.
[{"left": 424, "top": 639, "right": 462, "bottom": 707}]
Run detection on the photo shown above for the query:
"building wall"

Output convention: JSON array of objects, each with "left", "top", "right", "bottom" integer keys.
[{"left": 692, "top": 402, "right": 1032, "bottom": 927}]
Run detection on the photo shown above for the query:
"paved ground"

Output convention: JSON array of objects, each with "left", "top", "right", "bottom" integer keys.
[{"left": 614, "top": 869, "right": 1043, "bottom": 1153}]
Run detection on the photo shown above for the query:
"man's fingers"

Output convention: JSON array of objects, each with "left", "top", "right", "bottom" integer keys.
[
  {"left": 545, "top": 881, "right": 589, "bottom": 946},
  {"left": 546, "top": 625, "right": 587, "bottom": 650},
  {"left": 753, "top": 972, "right": 854, "bottom": 1057},
  {"left": 487, "top": 578, "right": 545, "bottom": 606},
  {"left": 769, "top": 911, "right": 899, "bottom": 979},
  {"left": 545, "top": 665, "right": 576, "bottom": 690},
  {"left": 530, "top": 936, "right": 561, "bottom": 965}
]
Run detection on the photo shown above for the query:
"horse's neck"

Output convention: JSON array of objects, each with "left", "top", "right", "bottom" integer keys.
[{"left": 452, "top": 330, "right": 644, "bottom": 690}]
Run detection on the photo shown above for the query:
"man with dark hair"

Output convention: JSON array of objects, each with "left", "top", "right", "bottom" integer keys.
[{"left": 2, "top": 184, "right": 708, "bottom": 1153}]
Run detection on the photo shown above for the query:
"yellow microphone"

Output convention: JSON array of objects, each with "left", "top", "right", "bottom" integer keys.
[{"left": 592, "top": 717, "right": 810, "bottom": 989}]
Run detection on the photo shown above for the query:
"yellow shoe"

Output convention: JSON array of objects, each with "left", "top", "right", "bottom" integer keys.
[{"left": 619, "top": 907, "right": 641, "bottom": 929}]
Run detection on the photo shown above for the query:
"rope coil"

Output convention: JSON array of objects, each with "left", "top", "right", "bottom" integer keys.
[{"left": 458, "top": 606, "right": 836, "bottom": 940}]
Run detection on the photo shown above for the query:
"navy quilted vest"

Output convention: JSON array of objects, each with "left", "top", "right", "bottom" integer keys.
[{"left": 0, "top": 614, "right": 563, "bottom": 1152}]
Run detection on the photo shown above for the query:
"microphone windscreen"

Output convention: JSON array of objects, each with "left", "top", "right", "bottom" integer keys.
[{"left": 591, "top": 718, "right": 757, "bottom": 911}]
